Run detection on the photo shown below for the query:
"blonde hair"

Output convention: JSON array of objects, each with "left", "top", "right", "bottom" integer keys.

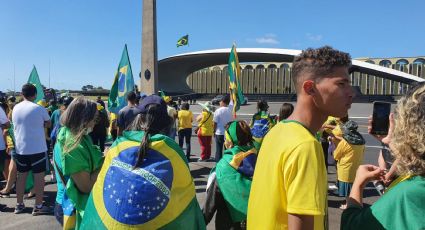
[{"left": 390, "top": 83, "right": 425, "bottom": 176}]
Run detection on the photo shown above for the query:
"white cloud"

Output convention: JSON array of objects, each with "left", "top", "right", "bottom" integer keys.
[
  {"left": 255, "top": 34, "right": 280, "bottom": 45},
  {"left": 306, "top": 33, "right": 323, "bottom": 41}
]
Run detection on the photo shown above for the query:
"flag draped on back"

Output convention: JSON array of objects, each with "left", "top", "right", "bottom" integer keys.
[
  {"left": 177, "top": 35, "right": 189, "bottom": 47},
  {"left": 80, "top": 131, "right": 205, "bottom": 230},
  {"left": 27, "top": 66, "right": 45, "bottom": 104},
  {"left": 228, "top": 45, "right": 245, "bottom": 118},
  {"left": 214, "top": 121, "right": 257, "bottom": 222},
  {"left": 108, "top": 44, "right": 135, "bottom": 114}
]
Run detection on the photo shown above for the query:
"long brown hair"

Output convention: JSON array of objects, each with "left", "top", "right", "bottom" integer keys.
[
  {"left": 129, "top": 104, "right": 172, "bottom": 168},
  {"left": 60, "top": 97, "right": 97, "bottom": 153}
]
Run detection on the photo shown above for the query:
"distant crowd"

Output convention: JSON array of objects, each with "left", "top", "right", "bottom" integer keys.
[{"left": 1, "top": 46, "right": 424, "bottom": 230}]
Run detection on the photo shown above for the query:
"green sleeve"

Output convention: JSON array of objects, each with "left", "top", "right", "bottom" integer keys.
[{"left": 341, "top": 206, "right": 385, "bottom": 230}]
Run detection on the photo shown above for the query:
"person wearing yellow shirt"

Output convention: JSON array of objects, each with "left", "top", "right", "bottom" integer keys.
[
  {"left": 248, "top": 46, "right": 354, "bottom": 230},
  {"left": 196, "top": 102, "right": 214, "bottom": 162},
  {"left": 109, "top": 112, "right": 118, "bottom": 141},
  {"left": 178, "top": 102, "right": 194, "bottom": 161},
  {"left": 333, "top": 120, "right": 365, "bottom": 209},
  {"left": 319, "top": 116, "right": 337, "bottom": 170}
]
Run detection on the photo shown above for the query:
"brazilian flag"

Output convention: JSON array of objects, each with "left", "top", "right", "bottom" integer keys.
[
  {"left": 215, "top": 144, "right": 257, "bottom": 222},
  {"left": 176, "top": 35, "right": 189, "bottom": 47},
  {"left": 108, "top": 44, "right": 135, "bottom": 114},
  {"left": 80, "top": 131, "right": 205, "bottom": 230},
  {"left": 27, "top": 66, "right": 45, "bottom": 104},
  {"left": 228, "top": 44, "right": 246, "bottom": 118}
]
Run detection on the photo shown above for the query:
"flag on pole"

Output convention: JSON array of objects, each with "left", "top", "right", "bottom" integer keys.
[
  {"left": 228, "top": 44, "right": 246, "bottom": 118},
  {"left": 159, "top": 90, "right": 166, "bottom": 98},
  {"left": 108, "top": 44, "right": 135, "bottom": 114},
  {"left": 27, "top": 66, "right": 45, "bottom": 104},
  {"left": 176, "top": 35, "right": 189, "bottom": 47}
]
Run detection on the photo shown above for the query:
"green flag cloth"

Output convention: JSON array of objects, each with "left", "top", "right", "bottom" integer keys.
[
  {"left": 27, "top": 66, "right": 45, "bottom": 104},
  {"left": 214, "top": 121, "right": 257, "bottom": 222},
  {"left": 177, "top": 35, "right": 189, "bottom": 47},
  {"left": 108, "top": 44, "right": 135, "bottom": 114},
  {"left": 159, "top": 90, "right": 166, "bottom": 98},
  {"left": 80, "top": 131, "right": 205, "bottom": 230},
  {"left": 56, "top": 127, "right": 104, "bottom": 229},
  {"left": 228, "top": 45, "right": 246, "bottom": 118}
]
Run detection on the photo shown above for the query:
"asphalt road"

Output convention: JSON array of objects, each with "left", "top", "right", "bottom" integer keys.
[{"left": 0, "top": 102, "right": 389, "bottom": 230}]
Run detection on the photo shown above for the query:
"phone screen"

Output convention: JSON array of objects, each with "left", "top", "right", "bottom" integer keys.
[{"left": 372, "top": 102, "right": 391, "bottom": 135}]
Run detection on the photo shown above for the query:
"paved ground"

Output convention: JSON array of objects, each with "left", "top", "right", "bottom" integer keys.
[{"left": 0, "top": 102, "right": 387, "bottom": 229}]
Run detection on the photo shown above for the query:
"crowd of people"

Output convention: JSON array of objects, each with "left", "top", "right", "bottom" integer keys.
[{"left": 0, "top": 46, "right": 424, "bottom": 229}]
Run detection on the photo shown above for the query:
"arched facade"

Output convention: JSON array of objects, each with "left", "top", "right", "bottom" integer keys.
[
  {"left": 158, "top": 48, "right": 424, "bottom": 95},
  {"left": 356, "top": 56, "right": 425, "bottom": 95}
]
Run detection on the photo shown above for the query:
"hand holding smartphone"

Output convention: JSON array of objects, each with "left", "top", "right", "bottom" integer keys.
[{"left": 371, "top": 101, "right": 391, "bottom": 135}]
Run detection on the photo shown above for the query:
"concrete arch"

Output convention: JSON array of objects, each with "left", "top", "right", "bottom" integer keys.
[
  {"left": 413, "top": 58, "right": 425, "bottom": 64},
  {"left": 280, "top": 63, "right": 290, "bottom": 69},
  {"left": 396, "top": 59, "right": 409, "bottom": 65},
  {"left": 379, "top": 59, "right": 392, "bottom": 67},
  {"left": 158, "top": 48, "right": 424, "bottom": 93}
]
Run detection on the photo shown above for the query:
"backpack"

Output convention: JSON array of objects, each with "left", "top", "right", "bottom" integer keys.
[{"left": 250, "top": 112, "right": 275, "bottom": 142}]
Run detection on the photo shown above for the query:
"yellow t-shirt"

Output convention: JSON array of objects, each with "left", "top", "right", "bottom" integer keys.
[
  {"left": 332, "top": 123, "right": 343, "bottom": 138},
  {"left": 198, "top": 111, "right": 213, "bottom": 136},
  {"left": 333, "top": 139, "right": 365, "bottom": 183},
  {"left": 178, "top": 110, "right": 193, "bottom": 130},
  {"left": 248, "top": 121, "right": 327, "bottom": 230},
  {"left": 109, "top": 113, "right": 117, "bottom": 131}
]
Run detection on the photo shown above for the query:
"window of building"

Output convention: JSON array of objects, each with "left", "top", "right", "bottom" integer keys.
[
  {"left": 396, "top": 59, "right": 409, "bottom": 72},
  {"left": 413, "top": 58, "right": 425, "bottom": 77},
  {"left": 379, "top": 60, "right": 392, "bottom": 67}
]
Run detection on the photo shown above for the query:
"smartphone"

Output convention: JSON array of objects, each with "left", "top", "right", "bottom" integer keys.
[{"left": 371, "top": 101, "right": 391, "bottom": 135}]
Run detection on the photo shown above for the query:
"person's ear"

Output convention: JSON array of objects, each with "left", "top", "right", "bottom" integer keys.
[{"left": 302, "top": 80, "right": 316, "bottom": 95}]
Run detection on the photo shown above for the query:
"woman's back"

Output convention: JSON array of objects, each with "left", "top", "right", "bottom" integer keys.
[
  {"left": 178, "top": 110, "right": 193, "bottom": 130},
  {"left": 81, "top": 131, "right": 205, "bottom": 230},
  {"left": 198, "top": 111, "right": 213, "bottom": 136}
]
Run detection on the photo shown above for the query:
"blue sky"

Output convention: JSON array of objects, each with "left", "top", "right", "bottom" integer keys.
[{"left": 1, "top": 0, "right": 424, "bottom": 92}]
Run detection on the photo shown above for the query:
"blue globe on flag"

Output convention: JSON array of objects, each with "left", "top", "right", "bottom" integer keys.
[{"left": 102, "top": 146, "right": 173, "bottom": 225}]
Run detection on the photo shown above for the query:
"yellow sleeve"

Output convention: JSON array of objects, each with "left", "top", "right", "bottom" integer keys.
[
  {"left": 6, "top": 135, "right": 14, "bottom": 149},
  {"left": 333, "top": 140, "right": 347, "bottom": 161},
  {"left": 283, "top": 141, "right": 326, "bottom": 216},
  {"left": 332, "top": 124, "right": 343, "bottom": 137}
]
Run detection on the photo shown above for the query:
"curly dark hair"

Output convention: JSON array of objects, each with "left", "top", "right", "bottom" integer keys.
[{"left": 292, "top": 46, "right": 351, "bottom": 91}]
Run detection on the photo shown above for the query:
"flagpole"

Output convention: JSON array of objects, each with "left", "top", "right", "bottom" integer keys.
[
  {"left": 49, "top": 59, "right": 51, "bottom": 88},
  {"left": 13, "top": 62, "right": 16, "bottom": 96}
]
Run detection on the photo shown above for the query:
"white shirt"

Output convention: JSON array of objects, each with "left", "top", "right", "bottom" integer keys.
[
  {"left": 167, "top": 105, "right": 177, "bottom": 130},
  {"left": 0, "top": 107, "right": 9, "bottom": 150},
  {"left": 213, "top": 105, "right": 233, "bottom": 135},
  {"left": 12, "top": 100, "right": 50, "bottom": 155}
]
